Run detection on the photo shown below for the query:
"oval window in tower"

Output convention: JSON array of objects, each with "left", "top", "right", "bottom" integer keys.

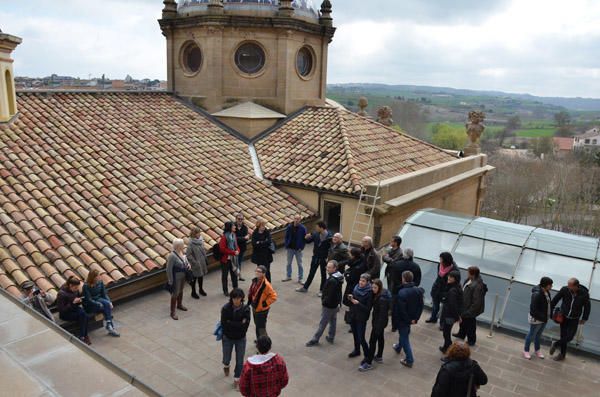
[
  {"left": 296, "top": 46, "right": 315, "bottom": 78},
  {"left": 235, "top": 42, "right": 266, "bottom": 75},
  {"left": 181, "top": 41, "right": 202, "bottom": 75}
]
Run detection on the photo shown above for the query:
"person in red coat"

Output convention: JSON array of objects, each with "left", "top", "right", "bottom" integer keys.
[
  {"left": 220, "top": 221, "right": 240, "bottom": 296},
  {"left": 240, "top": 336, "right": 288, "bottom": 397}
]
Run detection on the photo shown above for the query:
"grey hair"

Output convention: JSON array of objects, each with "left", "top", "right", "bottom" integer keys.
[
  {"left": 359, "top": 273, "right": 372, "bottom": 282},
  {"left": 172, "top": 238, "right": 185, "bottom": 251},
  {"left": 404, "top": 248, "right": 414, "bottom": 259},
  {"left": 334, "top": 232, "right": 343, "bottom": 239},
  {"left": 362, "top": 236, "right": 373, "bottom": 246}
]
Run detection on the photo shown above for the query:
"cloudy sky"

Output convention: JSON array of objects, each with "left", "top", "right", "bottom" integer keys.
[{"left": 2, "top": 0, "right": 600, "bottom": 97}]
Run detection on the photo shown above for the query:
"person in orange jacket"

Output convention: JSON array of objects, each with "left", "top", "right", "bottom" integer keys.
[{"left": 248, "top": 265, "right": 278, "bottom": 339}]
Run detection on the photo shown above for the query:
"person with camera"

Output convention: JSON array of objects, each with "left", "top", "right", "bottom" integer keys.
[
  {"left": 57, "top": 276, "right": 91, "bottom": 345},
  {"left": 549, "top": 277, "right": 591, "bottom": 361},
  {"left": 83, "top": 269, "right": 120, "bottom": 337},
  {"left": 19, "top": 280, "right": 54, "bottom": 322},
  {"left": 347, "top": 273, "right": 373, "bottom": 360},
  {"left": 167, "top": 238, "right": 192, "bottom": 320}
]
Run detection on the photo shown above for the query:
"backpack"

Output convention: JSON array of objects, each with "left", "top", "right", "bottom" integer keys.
[{"left": 212, "top": 242, "right": 222, "bottom": 261}]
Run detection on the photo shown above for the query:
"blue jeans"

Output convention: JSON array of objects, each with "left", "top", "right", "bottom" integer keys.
[
  {"left": 60, "top": 307, "right": 89, "bottom": 337},
  {"left": 396, "top": 326, "right": 414, "bottom": 364},
  {"left": 350, "top": 320, "right": 369, "bottom": 356},
  {"left": 90, "top": 298, "right": 113, "bottom": 323},
  {"left": 286, "top": 249, "right": 304, "bottom": 280},
  {"left": 222, "top": 336, "right": 246, "bottom": 379},
  {"left": 524, "top": 322, "right": 546, "bottom": 352},
  {"left": 429, "top": 297, "right": 440, "bottom": 321}
]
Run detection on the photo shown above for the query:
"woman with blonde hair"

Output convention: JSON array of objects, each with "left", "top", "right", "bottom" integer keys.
[
  {"left": 83, "top": 269, "right": 119, "bottom": 337},
  {"left": 166, "top": 238, "right": 191, "bottom": 320},
  {"left": 251, "top": 218, "right": 274, "bottom": 282},
  {"left": 186, "top": 226, "right": 208, "bottom": 299}
]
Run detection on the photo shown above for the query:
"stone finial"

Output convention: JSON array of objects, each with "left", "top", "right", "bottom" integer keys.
[
  {"left": 319, "top": 0, "right": 333, "bottom": 26},
  {"left": 162, "top": 0, "right": 178, "bottom": 19},
  {"left": 357, "top": 97, "right": 369, "bottom": 117},
  {"left": 464, "top": 110, "right": 486, "bottom": 156},
  {"left": 376, "top": 106, "right": 393, "bottom": 126},
  {"left": 279, "top": 0, "right": 294, "bottom": 17},
  {"left": 208, "top": 0, "right": 224, "bottom": 14}
]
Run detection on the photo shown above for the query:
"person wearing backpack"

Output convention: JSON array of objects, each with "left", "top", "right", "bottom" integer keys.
[
  {"left": 219, "top": 221, "right": 240, "bottom": 297},
  {"left": 453, "top": 266, "right": 486, "bottom": 346},
  {"left": 305, "top": 260, "right": 344, "bottom": 347},
  {"left": 221, "top": 288, "right": 251, "bottom": 390},
  {"left": 431, "top": 341, "right": 488, "bottom": 397},
  {"left": 392, "top": 270, "right": 424, "bottom": 368}
]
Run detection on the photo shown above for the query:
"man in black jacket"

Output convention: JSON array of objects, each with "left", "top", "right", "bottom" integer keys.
[
  {"left": 549, "top": 278, "right": 591, "bottom": 361},
  {"left": 306, "top": 260, "right": 344, "bottom": 346},
  {"left": 453, "top": 266, "right": 486, "bottom": 346},
  {"left": 297, "top": 222, "right": 332, "bottom": 294},
  {"left": 234, "top": 213, "right": 250, "bottom": 281},
  {"left": 327, "top": 233, "right": 351, "bottom": 273},
  {"left": 440, "top": 271, "right": 463, "bottom": 354},
  {"left": 392, "top": 271, "right": 424, "bottom": 368},
  {"left": 388, "top": 248, "right": 422, "bottom": 295},
  {"left": 361, "top": 236, "right": 381, "bottom": 279}
]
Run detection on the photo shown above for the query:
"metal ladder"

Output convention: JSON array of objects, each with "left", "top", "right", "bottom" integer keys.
[{"left": 347, "top": 181, "right": 381, "bottom": 247}]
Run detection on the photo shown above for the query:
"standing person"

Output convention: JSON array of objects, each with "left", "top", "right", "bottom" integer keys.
[
  {"left": 383, "top": 236, "right": 403, "bottom": 289},
  {"left": 282, "top": 213, "right": 307, "bottom": 283},
  {"left": 426, "top": 252, "right": 458, "bottom": 324},
  {"left": 82, "top": 270, "right": 119, "bottom": 337},
  {"left": 328, "top": 233, "right": 350, "bottom": 273},
  {"left": 439, "top": 271, "right": 463, "bottom": 354},
  {"left": 57, "top": 277, "right": 91, "bottom": 345},
  {"left": 453, "top": 266, "right": 486, "bottom": 346},
  {"left": 347, "top": 273, "right": 373, "bottom": 359},
  {"left": 19, "top": 280, "right": 54, "bottom": 321},
  {"left": 431, "top": 342, "right": 488, "bottom": 397},
  {"left": 221, "top": 288, "right": 251, "bottom": 390},
  {"left": 360, "top": 279, "right": 391, "bottom": 371},
  {"left": 387, "top": 248, "right": 422, "bottom": 296},
  {"left": 186, "top": 226, "right": 208, "bottom": 299},
  {"left": 166, "top": 238, "right": 191, "bottom": 320},
  {"left": 393, "top": 271, "right": 424, "bottom": 368},
  {"left": 523, "top": 277, "right": 553, "bottom": 359},
  {"left": 248, "top": 265, "right": 278, "bottom": 339},
  {"left": 235, "top": 213, "right": 250, "bottom": 282},
  {"left": 361, "top": 236, "right": 381, "bottom": 279},
  {"left": 240, "top": 336, "right": 289, "bottom": 397},
  {"left": 251, "top": 218, "right": 274, "bottom": 283},
  {"left": 343, "top": 247, "right": 367, "bottom": 326},
  {"left": 219, "top": 222, "right": 240, "bottom": 297},
  {"left": 549, "top": 278, "right": 591, "bottom": 361},
  {"left": 296, "top": 222, "right": 331, "bottom": 295},
  {"left": 306, "top": 260, "right": 344, "bottom": 346}
]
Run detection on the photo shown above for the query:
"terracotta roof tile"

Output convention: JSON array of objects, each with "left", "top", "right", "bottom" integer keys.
[{"left": 256, "top": 107, "right": 456, "bottom": 194}]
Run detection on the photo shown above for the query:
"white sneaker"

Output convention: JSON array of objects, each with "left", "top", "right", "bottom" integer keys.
[{"left": 317, "top": 292, "right": 322, "bottom": 297}]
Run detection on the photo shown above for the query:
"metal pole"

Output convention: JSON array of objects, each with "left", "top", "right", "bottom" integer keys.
[{"left": 487, "top": 294, "right": 499, "bottom": 338}]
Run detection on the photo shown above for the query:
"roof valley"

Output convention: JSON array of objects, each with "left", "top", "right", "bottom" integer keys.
[{"left": 337, "top": 109, "right": 363, "bottom": 193}]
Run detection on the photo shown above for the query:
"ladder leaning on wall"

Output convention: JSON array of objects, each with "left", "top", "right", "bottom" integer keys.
[{"left": 347, "top": 181, "right": 381, "bottom": 247}]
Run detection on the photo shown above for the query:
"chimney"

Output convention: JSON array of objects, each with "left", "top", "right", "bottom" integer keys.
[{"left": 0, "top": 30, "right": 22, "bottom": 123}]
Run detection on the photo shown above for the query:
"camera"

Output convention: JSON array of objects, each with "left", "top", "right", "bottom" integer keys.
[{"left": 32, "top": 288, "right": 41, "bottom": 296}]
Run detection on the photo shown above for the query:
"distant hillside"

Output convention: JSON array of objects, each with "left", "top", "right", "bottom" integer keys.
[{"left": 328, "top": 83, "right": 600, "bottom": 112}]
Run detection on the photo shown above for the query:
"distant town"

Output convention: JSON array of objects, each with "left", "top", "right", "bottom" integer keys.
[{"left": 15, "top": 74, "right": 167, "bottom": 91}]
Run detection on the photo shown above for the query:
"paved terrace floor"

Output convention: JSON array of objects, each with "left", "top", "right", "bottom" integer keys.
[{"left": 90, "top": 250, "right": 600, "bottom": 397}]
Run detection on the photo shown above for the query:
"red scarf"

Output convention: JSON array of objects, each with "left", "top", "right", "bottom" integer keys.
[{"left": 439, "top": 263, "right": 453, "bottom": 278}]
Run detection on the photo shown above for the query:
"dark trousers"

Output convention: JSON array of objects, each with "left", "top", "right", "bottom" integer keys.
[
  {"left": 303, "top": 256, "right": 326, "bottom": 291},
  {"left": 253, "top": 309, "right": 269, "bottom": 339},
  {"left": 429, "top": 296, "right": 441, "bottom": 321},
  {"left": 221, "top": 260, "right": 238, "bottom": 294},
  {"left": 442, "top": 319, "right": 454, "bottom": 351},
  {"left": 365, "top": 328, "right": 385, "bottom": 364},
  {"left": 238, "top": 246, "right": 246, "bottom": 273},
  {"left": 351, "top": 320, "right": 369, "bottom": 356},
  {"left": 457, "top": 317, "right": 477, "bottom": 345},
  {"left": 554, "top": 318, "right": 580, "bottom": 356},
  {"left": 60, "top": 307, "right": 89, "bottom": 338}
]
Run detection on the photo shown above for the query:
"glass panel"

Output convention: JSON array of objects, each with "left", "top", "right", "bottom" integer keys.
[
  {"left": 405, "top": 209, "right": 473, "bottom": 234},
  {"left": 515, "top": 249, "right": 594, "bottom": 289},
  {"left": 475, "top": 275, "right": 510, "bottom": 324},
  {"left": 462, "top": 217, "right": 534, "bottom": 246},
  {"left": 413, "top": 258, "right": 438, "bottom": 306},
  {"left": 525, "top": 229, "right": 599, "bottom": 260},
  {"left": 500, "top": 281, "right": 539, "bottom": 333},
  {"left": 580, "top": 300, "right": 600, "bottom": 355},
  {"left": 399, "top": 225, "right": 458, "bottom": 263},
  {"left": 453, "top": 236, "right": 521, "bottom": 278},
  {"left": 591, "top": 267, "right": 600, "bottom": 300}
]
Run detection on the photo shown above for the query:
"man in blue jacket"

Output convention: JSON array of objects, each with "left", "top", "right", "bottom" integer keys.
[
  {"left": 282, "top": 214, "right": 307, "bottom": 283},
  {"left": 393, "top": 270, "right": 424, "bottom": 368}
]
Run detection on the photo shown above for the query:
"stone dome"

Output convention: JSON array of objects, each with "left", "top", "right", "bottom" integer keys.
[{"left": 178, "top": 0, "right": 319, "bottom": 19}]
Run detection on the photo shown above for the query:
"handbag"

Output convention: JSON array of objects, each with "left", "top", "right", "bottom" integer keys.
[
  {"left": 552, "top": 307, "right": 564, "bottom": 324},
  {"left": 214, "top": 321, "right": 223, "bottom": 341},
  {"left": 269, "top": 240, "right": 276, "bottom": 254}
]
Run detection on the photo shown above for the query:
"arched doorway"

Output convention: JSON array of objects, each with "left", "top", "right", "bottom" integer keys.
[{"left": 5, "top": 70, "right": 16, "bottom": 115}]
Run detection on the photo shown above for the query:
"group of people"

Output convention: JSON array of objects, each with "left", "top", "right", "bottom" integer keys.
[{"left": 20, "top": 269, "right": 120, "bottom": 345}]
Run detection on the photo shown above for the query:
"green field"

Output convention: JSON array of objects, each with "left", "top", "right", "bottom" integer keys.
[{"left": 515, "top": 128, "right": 556, "bottom": 137}]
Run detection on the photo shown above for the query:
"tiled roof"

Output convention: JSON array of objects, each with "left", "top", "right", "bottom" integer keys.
[
  {"left": 255, "top": 106, "right": 457, "bottom": 194},
  {"left": 553, "top": 137, "right": 574, "bottom": 151},
  {"left": 0, "top": 92, "right": 312, "bottom": 297}
]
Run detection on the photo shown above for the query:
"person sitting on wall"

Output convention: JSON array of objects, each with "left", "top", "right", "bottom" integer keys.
[
  {"left": 57, "top": 276, "right": 91, "bottom": 345},
  {"left": 82, "top": 269, "right": 120, "bottom": 337},
  {"left": 19, "top": 280, "right": 54, "bottom": 322}
]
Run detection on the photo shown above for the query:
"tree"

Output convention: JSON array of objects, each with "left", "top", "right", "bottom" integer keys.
[
  {"left": 554, "top": 111, "right": 571, "bottom": 127},
  {"left": 390, "top": 100, "right": 429, "bottom": 140},
  {"left": 531, "top": 137, "right": 554, "bottom": 158},
  {"left": 506, "top": 115, "right": 521, "bottom": 131},
  {"left": 431, "top": 123, "right": 467, "bottom": 150}
]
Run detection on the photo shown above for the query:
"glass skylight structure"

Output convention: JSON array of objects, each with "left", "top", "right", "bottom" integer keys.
[{"left": 398, "top": 209, "right": 600, "bottom": 354}]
